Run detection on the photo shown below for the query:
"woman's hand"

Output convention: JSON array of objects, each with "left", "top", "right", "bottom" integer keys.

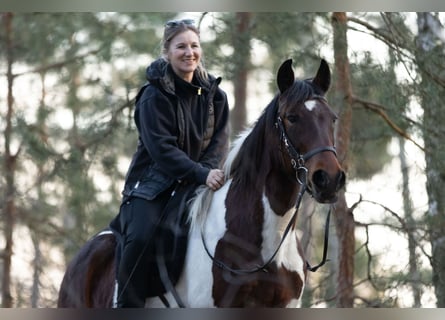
[{"left": 206, "top": 169, "right": 225, "bottom": 191}]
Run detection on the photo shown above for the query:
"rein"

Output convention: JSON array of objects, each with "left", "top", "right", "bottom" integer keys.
[
  {"left": 200, "top": 113, "right": 336, "bottom": 276},
  {"left": 275, "top": 113, "right": 334, "bottom": 272},
  {"left": 201, "top": 183, "right": 307, "bottom": 275},
  {"left": 201, "top": 181, "right": 332, "bottom": 275}
]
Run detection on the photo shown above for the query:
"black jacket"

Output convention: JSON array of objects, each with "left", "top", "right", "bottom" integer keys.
[{"left": 122, "top": 59, "right": 230, "bottom": 201}]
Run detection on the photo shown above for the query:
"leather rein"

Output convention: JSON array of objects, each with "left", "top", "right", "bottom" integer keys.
[{"left": 201, "top": 113, "right": 337, "bottom": 275}]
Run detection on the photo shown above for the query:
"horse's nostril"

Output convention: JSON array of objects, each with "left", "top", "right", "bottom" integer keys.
[
  {"left": 337, "top": 171, "right": 346, "bottom": 190},
  {"left": 313, "top": 170, "right": 330, "bottom": 189}
]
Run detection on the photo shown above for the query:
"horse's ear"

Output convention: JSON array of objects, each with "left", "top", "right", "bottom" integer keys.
[
  {"left": 277, "top": 59, "right": 295, "bottom": 93},
  {"left": 312, "top": 59, "right": 331, "bottom": 93}
]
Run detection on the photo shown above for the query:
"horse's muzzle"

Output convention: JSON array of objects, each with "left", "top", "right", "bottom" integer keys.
[{"left": 310, "top": 169, "right": 346, "bottom": 203}]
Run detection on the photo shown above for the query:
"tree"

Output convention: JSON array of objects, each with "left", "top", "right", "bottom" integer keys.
[
  {"left": 204, "top": 12, "right": 331, "bottom": 138},
  {"left": 230, "top": 12, "right": 252, "bottom": 136},
  {"left": 202, "top": 12, "right": 253, "bottom": 137},
  {"left": 1, "top": 11, "right": 19, "bottom": 308},
  {"left": 348, "top": 11, "right": 445, "bottom": 307},
  {"left": 331, "top": 12, "right": 355, "bottom": 308},
  {"left": 416, "top": 12, "right": 445, "bottom": 307}
]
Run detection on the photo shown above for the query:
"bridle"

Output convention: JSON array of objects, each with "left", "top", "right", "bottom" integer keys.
[
  {"left": 275, "top": 114, "right": 337, "bottom": 188},
  {"left": 201, "top": 98, "right": 337, "bottom": 276},
  {"left": 274, "top": 104, "right": 337, "bottom": 272}
]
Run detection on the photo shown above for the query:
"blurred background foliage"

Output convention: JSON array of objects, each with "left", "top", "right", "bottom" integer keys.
[{"left": 0, "top": 12, "right": 444, "bottom": 307}]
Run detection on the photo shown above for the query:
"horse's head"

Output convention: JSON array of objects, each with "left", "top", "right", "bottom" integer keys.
[{"left": 276, "top": 59, "right": 345, "bottom": 203}]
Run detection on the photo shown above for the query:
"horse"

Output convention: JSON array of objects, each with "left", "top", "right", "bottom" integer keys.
[{"left": 57, "top": 58, "right": 345, "bottom": 308}]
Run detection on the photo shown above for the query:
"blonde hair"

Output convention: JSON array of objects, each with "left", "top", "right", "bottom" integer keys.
[{"left": 161, "top": 19, "right": 209, "bottom": 82}]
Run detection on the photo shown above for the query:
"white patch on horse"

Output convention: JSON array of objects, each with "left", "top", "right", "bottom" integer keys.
[
  {"left": 261, "top": 196, "right": 305, "bottom": 299},
  {"left": 261, "top": 196, "right": 290, "bottom": 258},
  {"left": 261, "top": 197, "right": 304, "bottom": 273},
  {"left": 181, "top": 182, "right": 229, "bottom": 306},
  {"left": 145, "top": 181, "right": 231, "bottom": 308},
  {"left": 304, "top": 99, "right": 318, "bottom": 111}
]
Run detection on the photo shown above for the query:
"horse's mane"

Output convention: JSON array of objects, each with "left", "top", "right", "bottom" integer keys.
[
  {"left": 229, "top": 97, "right": 279, "bottom": 188},
  {"left": 188, "top": 128, "right": 253, "bottom": 229},
  {"left": 188, "top": 79, "right": 317, "bottom": 229},
  {"left": 188, "top": 97, "right": 279, "bottom": 229},
  {"left": 222, "top": 129, "right": 251, "bottom": 180},
  {"left": 229, "top": 80, "right": 316, "bottom": 188}
]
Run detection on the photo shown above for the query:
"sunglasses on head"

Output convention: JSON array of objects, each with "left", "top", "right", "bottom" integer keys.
[{"left": 165, "top": 19, "right": 195, "bottom": 28}]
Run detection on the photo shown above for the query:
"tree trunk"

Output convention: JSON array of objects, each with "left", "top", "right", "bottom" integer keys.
[
  {"left": 416, "top": 12, "right": 445, "bottom": 307},
  {"left": 31, "top": 233, "right": 42, "bottom": 307},
  {"left": 398, "top": 137, "right": 422, "bottom": 307},
  {"left": 331, "top": 12, "right": 355, "bottom": 308},
  {"left": 2, "top": 12, "right": 17, "bottom": 308},
  {"left": 230, "top": 12, "right": 251, "bottom": 137}
]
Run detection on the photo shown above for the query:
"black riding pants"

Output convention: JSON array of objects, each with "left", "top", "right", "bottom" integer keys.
[{"left": 115, "top": 191, "right": 171, "bottom": 307}]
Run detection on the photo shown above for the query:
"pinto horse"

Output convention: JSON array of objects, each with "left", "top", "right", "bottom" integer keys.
[{"left": 57, "top": 59, "right": 345, "bottom": 308}]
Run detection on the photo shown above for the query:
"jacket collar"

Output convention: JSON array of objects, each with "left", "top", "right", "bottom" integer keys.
[{"left": 145, "top": 58, "right": 217, "bottom": 96}]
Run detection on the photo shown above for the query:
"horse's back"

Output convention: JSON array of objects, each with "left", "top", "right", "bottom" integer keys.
[{"left": 57, "top": 230, "right": 116, "bottom": 308}]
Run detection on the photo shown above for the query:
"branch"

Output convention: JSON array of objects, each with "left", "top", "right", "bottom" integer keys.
[
  {"left": 82, "top": 96, "right": 136, "bottom": 150},
  {"left": 10, "top": 47, "right": 102, "bottom": 78},
  {"left": 355, "top": 220, "right": 404, "bottom": 232},
  {"left": 350, "top": 14, "right": 445, "bottom": 91},
  {"left": 356, "top": 198, "right": 433, "bottom": 264},
  {"left": 348, "top": 15, "right": 413, "bottom": 54},
  {"left": 16, "top": 206, "right": 81, "bottom": 247},
  {"left": 351, "top": 95, "right": 424, "bottom": 151},
  {"left": 363, "top": 224, "right": 380, "bottom": 291},
  {"left": 8, "top": 15, "right": 133, "bottom": 78}
]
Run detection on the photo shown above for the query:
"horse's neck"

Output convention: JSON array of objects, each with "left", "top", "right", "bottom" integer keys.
[
  {"left": 265, "top": 168, "right": 300, "bottom": 216},
  {"left": 224, "top": 167, "right": 300, "bottom": 242},
  {"left": 214, "top": 124, "right": 301, "bottom": 251}
]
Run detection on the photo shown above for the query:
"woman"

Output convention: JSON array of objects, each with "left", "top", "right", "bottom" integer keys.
[{"left": 110, "top": 18, "right": 230, "bottom": 307}]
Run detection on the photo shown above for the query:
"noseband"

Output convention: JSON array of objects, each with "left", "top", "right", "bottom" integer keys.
[{"left": 275, "top": 116, "right": 337, "bottom": 185}]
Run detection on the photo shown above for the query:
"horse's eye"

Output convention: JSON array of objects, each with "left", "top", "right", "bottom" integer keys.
[{"left": 286, "top": 114, "right": 299, "bottom": 123}]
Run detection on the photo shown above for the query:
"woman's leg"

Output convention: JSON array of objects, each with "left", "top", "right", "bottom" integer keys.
[{"left": 116, "top": 195, "right": 169, "bottom": 307}]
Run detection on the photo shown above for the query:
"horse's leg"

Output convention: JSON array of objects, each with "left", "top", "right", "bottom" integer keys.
[{"left": 57, "top": 231, "right": 117, "bottom": 308}]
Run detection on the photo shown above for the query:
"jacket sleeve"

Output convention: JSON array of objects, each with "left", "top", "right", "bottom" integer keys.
[
  {"left": 136, "top": 88, "right": 210, "bottom": 184},
  {"left": 198, "top": 87, "right": 230, "bottom": 170}
]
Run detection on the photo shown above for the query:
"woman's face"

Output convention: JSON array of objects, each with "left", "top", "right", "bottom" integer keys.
[{"left": 167, "top": 30, "right": 202, "bottom": 82}]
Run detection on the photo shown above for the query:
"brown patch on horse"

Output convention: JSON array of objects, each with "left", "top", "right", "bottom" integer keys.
[
  {"left": 84, "top": 234, "right": 116, "bottom": 307},
  {"left": 212, "top": 258, "right": 304, "bottom": 307},
  {"left": 212, "top": 183, "right": 265, "bottom": 307},
  {"left": 255, "top": 264, "right": 304, "bottom": 306},
  {"left": 57, "top": 232, "right": 116, "bottom": 308}
]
